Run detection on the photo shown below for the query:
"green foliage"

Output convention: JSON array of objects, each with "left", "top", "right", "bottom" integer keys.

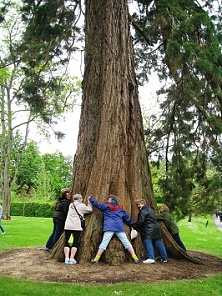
[
  {"left": 14, "top": 141, "right": 72, "bottom": 200},
  {"left": 147, "top": 152, "right": 221, "bottom": 220},
  {"left": 149, "top": 161, "right": 163, "bottom": 203},
  {"left": 10, "top": 202, "right": 54, "bottom": 218},
  {"left": 134, "top": 0, "right": 222, "bottom": 184},
  {"left": 15, "top": 0, "right": 83, "bottom": 121},
  {"left": 35, "top": 161, "right": 56, "bottom": 201},
  {"left": 0, "top": 0, "right": 81, "bottom": 124},
  {"left": 41, "top": 152, "right": 72, "bottom": 197},
  {"left": 0, "top": 1, "right": 80, "bottom": 218},
  {"left": 16, "top": 141, "right": 43, "bottom": 190}
]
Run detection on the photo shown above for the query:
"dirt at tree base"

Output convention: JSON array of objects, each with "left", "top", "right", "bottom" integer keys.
[{"left": 0, "top": 248, "right": 221, "bottom": 285}]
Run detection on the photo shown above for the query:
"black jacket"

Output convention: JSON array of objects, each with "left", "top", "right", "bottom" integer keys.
[
  {"left": 132, "top": 205, "right": 161, "bottom": 240},
  {"left": 53, "top": 198, "right": 70, "bottom": 223}
]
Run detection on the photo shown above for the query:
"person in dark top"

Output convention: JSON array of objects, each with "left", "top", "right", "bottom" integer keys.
[
  {"left": 42, "top": 189, "right": 71, "bottom": 251},
  {"left": 156, "top": 204, "right": 186, "bottom": 251},
  {"left": 132, "top": 199, "right": 168, "bottom": 264}
]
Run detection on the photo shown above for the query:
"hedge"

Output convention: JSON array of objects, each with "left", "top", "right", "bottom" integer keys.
[{"left": 10, "top": 202, "right": 55, "bottom": 218}]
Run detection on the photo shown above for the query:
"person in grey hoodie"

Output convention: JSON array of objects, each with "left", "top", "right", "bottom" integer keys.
[{"left": 64, "top": 194, "right": 93, "bottom": 265}]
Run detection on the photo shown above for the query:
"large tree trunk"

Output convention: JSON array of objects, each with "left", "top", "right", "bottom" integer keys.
[
  {"left": 1, "top": 86, "right": 13, "bottom": 220},
  {"left": 72, "top": 0, "right": 151, "bottom": 265},
  {"left": 52, "top": 0, "right": 200, "bottom": 265}
]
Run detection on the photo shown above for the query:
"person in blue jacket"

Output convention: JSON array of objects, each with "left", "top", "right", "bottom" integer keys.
[{"left": 89, "top": 194, "right": 139, "bottom": 264}]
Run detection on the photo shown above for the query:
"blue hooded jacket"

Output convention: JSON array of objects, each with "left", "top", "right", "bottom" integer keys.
[{"left": 89, "top": 196, "right": 133, "bottom": 232}]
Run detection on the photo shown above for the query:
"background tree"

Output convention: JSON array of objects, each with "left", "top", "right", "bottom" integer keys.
[
  {"left": 144, "top": 112, "right": 222, "bottom": 221},
  {"left": 139, "top": 0, "right": 222, "bottom": 218},
  {"left": 15, "top": 141, "right": 42, "bottom": 194},
  {"left": 40, "top": 152, "right": 72, "bottom": 197},
  {"left": 0, "top": 1, "right": 79, "bottom": 218},
  {"left": 14, "top": 141, "right": 72, "bottom": 200}
]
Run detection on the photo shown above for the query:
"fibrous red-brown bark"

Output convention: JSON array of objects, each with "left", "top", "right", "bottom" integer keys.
[{"left": 70, "top": 0, "right": 154, "bottom": 264}]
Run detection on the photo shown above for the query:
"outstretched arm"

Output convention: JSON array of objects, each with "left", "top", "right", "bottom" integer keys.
[{"left": 89, "top": 196, "right": 107, "bottom": 211}]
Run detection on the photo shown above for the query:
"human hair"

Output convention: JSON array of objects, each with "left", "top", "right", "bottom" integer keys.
[
  {"left": 73, "top": 193, "right": 83, "bottom": 201},
  {"left": 160, "top": 204, "right": 169, "bottom": 212},
  {"left": 108, "top": 194, "right": 119, "bottom": 204},
  {"left": 135, "top": 199, "right": 146, "bottom": 205},
  {"left": 61, "top": 189, "right": 70, "bottom": 199}
]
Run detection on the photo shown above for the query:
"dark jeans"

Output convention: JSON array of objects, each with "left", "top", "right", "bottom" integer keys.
[
  {"left": 0, "top": 219, "right": 4, "bottom": 233},
  {"left": 45, "top": 218, "right": 64, "bottom": 250},
  {"left": 143, "top": 238, "right": 168, "bottom": 261},
  {"left": 0, "top": 224, "right": 4, "bottom": 233},
  {"left": 172, "top": 233, "right": 186, "bottom": 251}
]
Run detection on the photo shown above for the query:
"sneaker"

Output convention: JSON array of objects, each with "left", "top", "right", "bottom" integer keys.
[
  {"left": 161, "top": 259, "right": 168, "bottom": 263},
  {"left": 65, "top": 258, "right": 70, "bottom": 264},
  {"left": 142, "top": 259, "right": 155, "bottom": 264},
  {"left": 1, "top": 232, "right": 5, "bottom": 235},
  {"left": 91, "top": 259, "right": 99, "bottom": 264},
  {"left": 69, "top": 259, "right": 77, "bottom": 265},
  {"left": 134, "top": 258, "right": 139, "bottom": 264}
]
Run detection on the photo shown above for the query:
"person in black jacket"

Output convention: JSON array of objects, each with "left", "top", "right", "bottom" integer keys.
[
  {"left": 42, "top": 189, "right": 71, "bottom": 251},
  {"left": 132, "top": 199, "right": 168, "bottom": 264}
]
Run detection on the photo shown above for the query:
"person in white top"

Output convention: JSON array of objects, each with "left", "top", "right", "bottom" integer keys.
[
  {"left": 64, "top": 194, "right": 93, "bottom": 264},
  {"left": 0, "top": 204, "right": 5, "bottom": 234}
]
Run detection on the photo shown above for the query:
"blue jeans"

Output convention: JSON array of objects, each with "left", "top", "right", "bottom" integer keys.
[
  {"left": 99, "top": 231, "right": 132, "bottom": 250},
  {"left": 46, "top": 218, "right": 64, "bottom": 249},
  {"left": 143, "top": 238, "right": 168, "bottom": 261}
]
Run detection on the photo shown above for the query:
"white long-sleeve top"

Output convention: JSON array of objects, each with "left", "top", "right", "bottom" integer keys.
[{"left": 64, "top": 201, "right": 93, "bottom": 231}]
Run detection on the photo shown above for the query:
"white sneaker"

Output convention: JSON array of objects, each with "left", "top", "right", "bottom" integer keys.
[
  {"left": 65, "top": 258, "right": 70, "bottom": 264},
  {"left": 143, "top": 259, "right": 155, "bottom": 264},
  {"left": 69, "top": 259, "right": 77, "bottom": 265}
]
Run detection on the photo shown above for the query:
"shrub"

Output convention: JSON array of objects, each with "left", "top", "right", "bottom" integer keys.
[{"left": 10, "top": 202, "right": 55, "bottom": 217}]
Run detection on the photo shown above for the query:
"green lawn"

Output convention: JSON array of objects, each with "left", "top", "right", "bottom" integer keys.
[
  {"left": 0, "top": 216, "right": 52, "bottom": 251},
  {"left": 0, "top": 215, "right": 221, "bottom": 296},
  {"left": 178, "top": 215, "right": 222, "bottom": 258}
]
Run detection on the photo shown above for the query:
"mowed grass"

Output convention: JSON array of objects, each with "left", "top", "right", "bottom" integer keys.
[
  {"left": 178, "top": 215, "right": 222, "bottom": 258},
  {"left": 0, "top": 215, "right": 221, "bottom": 296},
  {"left": 0, "top": 216, "right": 52, "bottom": 251},
  {"left": 0, "top": 274, "right": 221, "bottom": 296}
]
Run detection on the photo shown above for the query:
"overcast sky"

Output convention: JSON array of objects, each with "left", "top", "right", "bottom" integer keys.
[
  {"left": 32, "top": 79, "right": 160, "bottom": 157},
  {"left": 27, "top": 49, "right": 161, "bottom": 158}
]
